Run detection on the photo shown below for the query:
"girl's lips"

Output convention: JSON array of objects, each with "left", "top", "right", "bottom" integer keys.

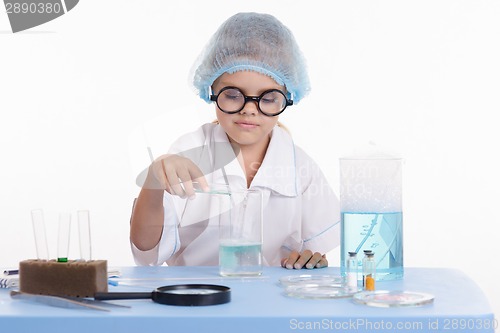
[{"left": 235, "top": 121, "right": 259, "bottom": 129}]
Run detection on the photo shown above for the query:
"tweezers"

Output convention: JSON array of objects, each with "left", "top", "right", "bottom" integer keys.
[{"left": 10, "top": 291, "right": 130, "bottom": 312}]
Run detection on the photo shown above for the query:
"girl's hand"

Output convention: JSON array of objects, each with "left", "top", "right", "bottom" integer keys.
[
  {"left": 281, "top": 250, "right": 328, "bottom": 269},
  {"left": 144, "top": 154, "right": 209, "bottom": 199}
]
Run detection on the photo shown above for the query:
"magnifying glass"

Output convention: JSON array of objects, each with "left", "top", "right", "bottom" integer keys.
[{"left": 94, "top": 284, "right": 231, "bottom": 306}]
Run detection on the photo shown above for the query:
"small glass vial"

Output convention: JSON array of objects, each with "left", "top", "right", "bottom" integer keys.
[
  {"left": 346, "top": 252, "right": 358, "bottom": 289},
  {"left": 363, "top": 252, "right": 376, "bottom": 291},
  {"left": 361, "top": 250, "right": 372, "bottom": 287}
]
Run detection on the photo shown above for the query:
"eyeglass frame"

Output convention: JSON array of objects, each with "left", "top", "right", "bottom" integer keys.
[{"left": 209, "top": 86, "right": 294, "bottom": 117}]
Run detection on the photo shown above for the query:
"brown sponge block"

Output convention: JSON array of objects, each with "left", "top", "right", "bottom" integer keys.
[{"left": 19, "top": 259, "right": 108, "bottom": 298}]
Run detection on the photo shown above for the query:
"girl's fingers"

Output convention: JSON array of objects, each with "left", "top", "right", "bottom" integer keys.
[
  {"left": 293, "top": 249, "right": 313, "bottom": 269},
  {"left": 176, "top": 168, "right": 195, "bottom": 199},
  {"left": 315, "top": 254, "right": 328, "bottom": 268},
  {"left": 282, "top": 251, "right": 328, "bottom": 270},
  {"left": 184, "top": 164, "right": 207, "bottom": 198},
  {"left": 305, "top": 252, "right": 324, "bottom": 269},
  {"left": 193, "top": 177, "right": 210, "bottom": 193},
  {"left": 162, "top": 156, "right": 207, "bottom": 198},
  {"left": 158, "top": 159, "right": 170, "bottom": 189},
  {"left": 164, "top": 166, "right": 186, "bottom": 198},
  {"left": 281, "top": 257, "right": 288, "bottom": 268},
  {"left": 284, "top": 251, "right": 300, "bottom": 269}
]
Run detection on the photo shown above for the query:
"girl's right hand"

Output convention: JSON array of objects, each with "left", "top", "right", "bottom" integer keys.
[{"left": 144, "top": 154, "right": 209, "bottom": 199}]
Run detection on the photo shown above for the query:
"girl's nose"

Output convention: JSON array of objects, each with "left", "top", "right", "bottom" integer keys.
[{"left": 240, "top": 100, "right": 259, "bottom": 115}]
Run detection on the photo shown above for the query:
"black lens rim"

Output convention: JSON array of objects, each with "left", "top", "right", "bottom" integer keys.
[
  {"left": 210, "top": 86, "right": 293, "bottom": 117},
  {"left": 153, "top": 284, "right": 231, "bottom": 306}
]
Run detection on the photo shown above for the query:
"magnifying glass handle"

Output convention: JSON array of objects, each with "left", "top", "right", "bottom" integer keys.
[{"left": 94, "top": 292, "right": 153, "bottom": 300}]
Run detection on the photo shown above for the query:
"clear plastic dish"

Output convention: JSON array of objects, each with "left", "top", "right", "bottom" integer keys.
[
  {"left": 352, "top": 290, "right": 435, "bottom": 307},
  {"left": 284, "top": 284, "right": 360, "bottom": 299},
  {"left": 279, "top": 274, "right": 343, "bottom": 287}
]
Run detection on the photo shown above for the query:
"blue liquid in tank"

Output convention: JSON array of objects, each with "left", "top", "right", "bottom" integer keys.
[{"left": 341, "top": 212, "right": 403, "bottom": 281}]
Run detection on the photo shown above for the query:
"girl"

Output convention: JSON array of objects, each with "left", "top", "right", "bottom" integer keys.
[{"left": 130, "top": 12, "right": 340, "bottom": 269}]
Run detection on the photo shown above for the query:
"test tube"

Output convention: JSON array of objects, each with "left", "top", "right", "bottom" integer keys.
[
  {"left": 30, "top": 209, "right": 49, "bottom": 260},
  {"left": 77, "top": 210, "right": 92, "bottom": 261},
  {"left": 57, "top": 212, "right": 71, "bottom": 262},
  {"left": 346, "top": 252, "right": 358, "bottom": 289}
]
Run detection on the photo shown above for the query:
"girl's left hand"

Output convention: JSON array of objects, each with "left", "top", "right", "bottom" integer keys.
[{"left": 281, "top": 250, "right": 328, "bottom": 269}]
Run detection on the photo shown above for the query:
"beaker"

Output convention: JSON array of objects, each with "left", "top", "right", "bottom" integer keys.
[
  {"left": 340, "top": 156, "right": 403, "bottom": 281},
  {"left": 216, "top": 188, "right": 263, "bottom": 277}
]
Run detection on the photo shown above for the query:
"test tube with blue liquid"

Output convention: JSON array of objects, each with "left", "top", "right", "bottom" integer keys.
[{"left": 340, "top": 154, "right": 403, "bottom": 281}]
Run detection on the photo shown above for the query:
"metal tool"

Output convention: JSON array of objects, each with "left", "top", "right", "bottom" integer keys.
[{"left": 10, "top": 291, "right": 130, "bottom": 312}]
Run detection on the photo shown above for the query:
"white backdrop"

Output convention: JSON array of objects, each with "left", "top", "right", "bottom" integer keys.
[{"left": 1, "top": 0, "right": 499, "bottom": 320}]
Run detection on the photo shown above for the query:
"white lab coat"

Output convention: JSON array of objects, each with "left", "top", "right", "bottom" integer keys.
[{"left": 131, "top": 123, "right": 340, "bottom": 266}]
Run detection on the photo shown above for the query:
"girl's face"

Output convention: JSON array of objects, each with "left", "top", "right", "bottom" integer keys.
[{"left": 212, "top": 71, "right": 283, "bottom": 151}]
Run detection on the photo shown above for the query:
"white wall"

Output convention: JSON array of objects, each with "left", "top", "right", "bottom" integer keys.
[{"left": 1, "top": 0, "right": 498, "bottom": 320}]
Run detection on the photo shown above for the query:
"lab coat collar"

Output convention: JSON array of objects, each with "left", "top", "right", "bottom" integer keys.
[{"left": 212, "top": 125, "right": 298, "bottom": 197}]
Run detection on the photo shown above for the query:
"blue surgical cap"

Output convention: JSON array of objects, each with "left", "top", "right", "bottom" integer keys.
[{"left": 191, "top": 12, "right": 311, "bottom": 104}]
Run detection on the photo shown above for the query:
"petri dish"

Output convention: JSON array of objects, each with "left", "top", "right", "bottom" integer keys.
[
  {"left": 285, "top": 284, "right": 360, "bottom": 299},
  {"left": 352, "top": 290, "right": 434, "bottom": 307},
  {"left": 279, "top": 274, "right": 343, "bottom": 287}
]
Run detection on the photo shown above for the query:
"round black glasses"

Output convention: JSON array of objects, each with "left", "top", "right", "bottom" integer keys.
[{"left": 210, "top": 87, "right": 293, "bottom": 117}]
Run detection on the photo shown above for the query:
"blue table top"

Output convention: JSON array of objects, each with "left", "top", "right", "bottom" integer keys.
[{"left": 0, "top": 266, "right": 495, "bottom": 333}]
